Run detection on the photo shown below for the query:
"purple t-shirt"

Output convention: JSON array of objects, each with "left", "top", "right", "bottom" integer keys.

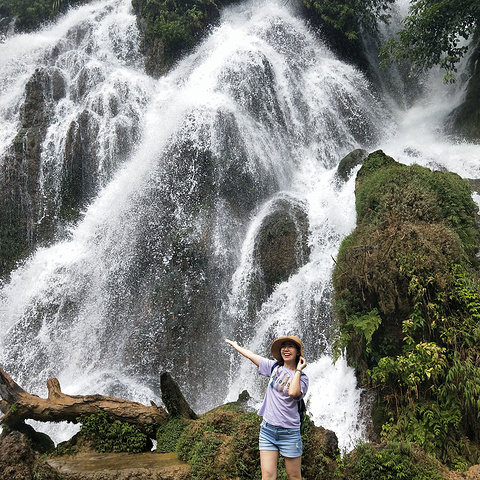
[{"left": 257, "top": 357, "right": 309, "bottom": 429}]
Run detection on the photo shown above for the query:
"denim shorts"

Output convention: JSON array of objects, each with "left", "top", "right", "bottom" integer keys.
[{"left": 258, "top": 420, "right": 303, "bottom": 458}]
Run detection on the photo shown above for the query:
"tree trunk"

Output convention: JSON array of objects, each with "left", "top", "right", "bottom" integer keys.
[{"left": 0, "top": 368, "right": 168, "bottom": 431}]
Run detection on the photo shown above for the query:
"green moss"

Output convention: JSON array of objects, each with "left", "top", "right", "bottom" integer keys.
[
  {"left": 300, "top": 419, "right": 338, "bottom": 479},
  {"left": 333, "top": 150, "right": 480, "bottom": 466},
  {"left": 177, "top": 408, "right": 261, "bottom": 480},
  {"left": 176, "top": 406, "right": 337, "bottom": 480},
  {"left": 156, "top": 417, "right": 190, "bottom": 453},
  {"left": 77, "top": 410, "right": 153, "bottom": 453}
]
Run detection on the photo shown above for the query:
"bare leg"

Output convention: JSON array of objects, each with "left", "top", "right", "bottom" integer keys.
[
  {"left": 284, "top": 455, "right": 302, "bottom": 480},
  {"left": 260, "top": 450, "right": 279, "bottom": 480}
]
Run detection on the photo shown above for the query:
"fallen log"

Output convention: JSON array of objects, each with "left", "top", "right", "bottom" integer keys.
[{"left": 0, "top": 368, "right": 168, "bottom": 431}]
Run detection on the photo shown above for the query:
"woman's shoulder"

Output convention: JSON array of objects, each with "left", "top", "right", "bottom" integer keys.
[{"left": 259, "top": 357, "right": 277, "bottom": 375}]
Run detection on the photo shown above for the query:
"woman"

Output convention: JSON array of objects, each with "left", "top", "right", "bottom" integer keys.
[{"left": 225, "top": 336, "right": 308, "bottom": 480}]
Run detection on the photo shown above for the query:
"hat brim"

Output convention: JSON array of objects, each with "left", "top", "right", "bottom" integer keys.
[{"left": 270, "top": 336, "right": 304, "bottom": 362}]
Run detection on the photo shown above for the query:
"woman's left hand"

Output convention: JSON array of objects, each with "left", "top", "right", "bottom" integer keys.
[{"left": 297, "top": 356, "right": 306, "bottom": 371}]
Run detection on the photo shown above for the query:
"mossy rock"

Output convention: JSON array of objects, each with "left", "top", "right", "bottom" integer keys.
[
  {"left": 256, "top": 197, "right": 311, "bottom": 297},
  {"left": 332, "top": 150, "right": 480, "bottom": 466},
  {"left": 132, "top": 0, "right": 221, "bottom": 77},
  {"left": 177, "top": 404, "right": 338, "bottom": 480},
  {"left": 333, "top": 150, "right": 479, "bottom": 374},
  {"left": 337, "top": 148, "right": 368, "bottom": 182}
]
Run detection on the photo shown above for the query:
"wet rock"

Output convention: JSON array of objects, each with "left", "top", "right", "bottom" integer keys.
[
  {"left": 255, "top": 196, "right": 310, "bottom": 297},
  {"left": 0, "top": 67, "right": 61, "bottom": 277},
  {"left": 160, "top": 372, "right": 197, "bottom": 420},
  {"left": 336, "top": 148, "right": 368, "bottom": 182},
  {"left": 446, "top": 41, "right": 480, "bottom": 141}
]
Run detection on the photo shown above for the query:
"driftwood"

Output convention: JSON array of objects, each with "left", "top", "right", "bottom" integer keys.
[{"left": 0, "top": 368, "right": 168, "bottom": 431}]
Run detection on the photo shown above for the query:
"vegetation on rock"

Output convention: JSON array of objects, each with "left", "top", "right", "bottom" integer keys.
[
  {"left": 340, "top": 441, "right": 445, "bottom": 480},
  {"left": 0, "top": 0, "right": 88, "bottom": 32},
  {"left": 332, "top": 150, "right": 480, "bottom": 467},
  {"left": 131, "top": 0, "right": 221, "bottom": 75},
  {"left": 302, "top": 0, "right": 394, "bottom": 41},
  {"left": 76, "top": 409, "right": 155, "bottom": 453},
  {"left": 156, "top": 416, "right": 191, "bottom": 453},
  {"left": 175, "top": 404, "right": 338, "bottom": 480}
]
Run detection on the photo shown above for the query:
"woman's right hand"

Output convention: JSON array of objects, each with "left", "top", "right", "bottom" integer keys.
[{"left": 225, "top": 339, "right": 261, "bottom": 367}]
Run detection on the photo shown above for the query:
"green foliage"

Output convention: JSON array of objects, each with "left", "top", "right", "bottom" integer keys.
[
  {"left": 341, "top": 441, "right": 444, "bottom": 480},
  {"left": 371, "top": 262, "right": 480, "bottom": 465},
  {"left": 77, "top": 410, "right": 151, "bottom": 453},
  {"left": 0, "top": 0, "right": 88, "bottom": 32},
  {"left": 156, "top": 417, "right": 189, "bottom": 453},
  {"left": 133, "top": 0, "right": 219, "bottom": 60},
  {"left": 371, "top": 342, "right": 447, "bottom": 395},
  {"left": 332, "top": 150, "right": 480, "bottom": 467},
  {"left": 381, "top": 0, "right": 480, "bottom": 81},
  {"left": 347, "top": 308, "right": 382, "bottom": 346},
  {"left": 54, "top": 440, "right": 78, "bottom": 456},
  {"left": 303, "top": 0, "right": 395, "bottom": 40}
]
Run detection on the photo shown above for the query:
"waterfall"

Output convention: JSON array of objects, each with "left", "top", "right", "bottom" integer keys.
[{"left": 1, "top": 0, "right": 480, "bottom": 454}]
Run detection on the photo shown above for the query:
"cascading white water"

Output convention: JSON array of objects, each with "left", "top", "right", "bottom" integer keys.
[{"left": 1, "top": 0, "right": 480, "bottom": 454}]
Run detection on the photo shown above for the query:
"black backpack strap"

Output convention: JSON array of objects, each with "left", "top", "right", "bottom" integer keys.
[{"left": 270, "top": 361, "right": 279, "bottom": 374}]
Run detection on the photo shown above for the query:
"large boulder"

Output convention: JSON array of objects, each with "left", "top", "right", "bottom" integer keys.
[
  {"left": 177, "top": 403, "right": 339, "bottom": 480},
  {"left": 255, "top": 196, "right": 311, "bottom": 299},
  {"left": 0, "top": 429, "right": 57, "bottom": 480}
]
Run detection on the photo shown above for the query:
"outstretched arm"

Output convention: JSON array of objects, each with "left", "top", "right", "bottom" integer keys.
[{"left": 225, "top": 339, "right": 261, "bottom": 367}]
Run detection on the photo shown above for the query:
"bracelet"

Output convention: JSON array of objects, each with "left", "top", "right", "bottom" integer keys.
[{"left": 296, "top": 369, "right": 302, "bottom": 373}]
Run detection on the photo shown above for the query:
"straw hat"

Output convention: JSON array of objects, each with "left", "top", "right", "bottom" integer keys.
[{"left": 270, "top": 336, "right": 304, "bottom": 362}]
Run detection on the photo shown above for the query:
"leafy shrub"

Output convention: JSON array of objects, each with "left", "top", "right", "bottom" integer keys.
[
  {"left": 156, "top": 417, "right": 190, "bottom": 453},
  {"left": 132, "top": 0, "right": 219, "bottom": 60},
  {"left": 303, "top": 0, "right": 394, "bottom": 40},
  {"left": 77, "top": 410, "right": 151, "bottom": 453},
  {"left": 342, "top": 441, "right": 444, "bottom": 480},
  {"left": 381, "top": 0, "right": 479, "bottom": 80}
]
